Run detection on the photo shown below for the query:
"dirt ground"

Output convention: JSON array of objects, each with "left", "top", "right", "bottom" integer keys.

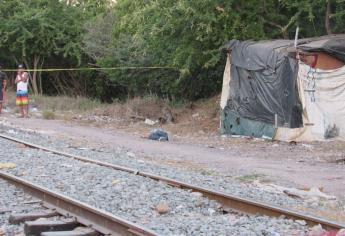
[{"left": 1, "top": 111, "right": 344, "bottom": 200}]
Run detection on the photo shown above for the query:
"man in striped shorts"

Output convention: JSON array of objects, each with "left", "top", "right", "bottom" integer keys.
[{"left": 15, "top": 64, "right": 29, "bottom": 118}]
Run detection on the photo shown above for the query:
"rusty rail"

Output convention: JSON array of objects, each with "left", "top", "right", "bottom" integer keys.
[
  {"left": 0, "top": 133, "right": 344, "bottom": 231},
  {"left": 0, "top": 171, "right": 158, "bottom": 236}
]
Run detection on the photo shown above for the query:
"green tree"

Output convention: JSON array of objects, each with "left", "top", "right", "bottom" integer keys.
[
  {"left": 0, "top": 0, "right": 84, "bottom": 94},
  {"left": 2, "top": 0, "right": 345, "bottom": 100},
  {"left": 98, "top": 0, "right": 267, "bottom": 99},
  {"left": 98, "top": 0, "right": 345, "bottom": 100}
]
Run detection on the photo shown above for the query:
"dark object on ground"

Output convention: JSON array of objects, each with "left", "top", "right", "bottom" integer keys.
[{"left": 149, "top": 129, "right": 169, "bottom": 141}]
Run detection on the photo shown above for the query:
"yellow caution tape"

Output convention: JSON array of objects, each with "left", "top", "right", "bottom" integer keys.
[{"left": 1, "top": 66, "right": 177, "bottom": 72}]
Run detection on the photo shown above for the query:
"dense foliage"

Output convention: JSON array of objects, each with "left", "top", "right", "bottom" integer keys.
[{"left": 0, "top": 0, "right": 344, "bottom": 100}]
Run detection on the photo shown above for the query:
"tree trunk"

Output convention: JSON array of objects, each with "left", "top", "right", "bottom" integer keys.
[
  {"left": 24, "top": 59, "right": 36, "bottom": 95},
  {"left": 32, "top": 56, "right": 39, "bottom": 95},
  {"left": 38, "top": 58, "right": 45, "bottom": 95},
  {"left": 325, "top": 0, "right": 332, "bottom": 35},
  {"left": 27, "top": 55, "right": 43, "bottom": 95}
]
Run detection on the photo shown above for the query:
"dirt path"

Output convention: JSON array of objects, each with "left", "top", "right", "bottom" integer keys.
[{"left": 1, "top": 115, "right": 344, "bottom": 198}]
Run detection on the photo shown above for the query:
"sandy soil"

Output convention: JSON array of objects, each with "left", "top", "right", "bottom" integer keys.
[{"left": 1, "top": 114, "right": 344, "bottom": 200}]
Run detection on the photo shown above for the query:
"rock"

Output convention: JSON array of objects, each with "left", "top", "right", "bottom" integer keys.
[
  {"left": 0, "top": 163, "right": 16, "bottom": 169},
  {"left": 192, "top": 113, "right": 199, "bottom": 118},
  {"left": 17, "top": 143, "right": 27, "bottom": 148},
  {"left": 207, "top": 208, "right": 216, "bottom": 216},
  {"left": 195, "top": 200, "right": 204, "bottom": 207},
  {"left": 61, "top": 164, "right": 73, "bottom": 168},
  {"left": 337, "top": 229, "right": 345, "bottom": 236},
  {"left": 295, "top": 220, "right": 307, "bottom": 226},
  {"left": 126, "top": 152, "right": 136, "bottom": 158},
  {"left": 18, "top": 171, "right": 28, "bottom": 176},
  {"left": 190, "top": 192, "right": 203, "bottom": 198},
  {"left": 112, "top": 179, "right": 121, "bottom": 185},
  {"left": 228, "top": 215, "right": 240, "bottom": 226},
  {"left": 145, "top": 119, "right": 157, "bottom": 126},
  {"left": 308, "top": 224, "right": 326, "bottom": 236},
  {"left": 7, "top": 129, "right": 17, "bottom": 134},
  {"left": 0, "top": 228, "right": 5, "bottom": 236},
  {"left": 302, "top": 144, "right": 313, "bottom": 150},
  {"left": 156, "top": 202, "right": 170, "bottom": 215}
]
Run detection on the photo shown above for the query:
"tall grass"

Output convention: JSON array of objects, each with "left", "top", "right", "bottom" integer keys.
[{"left": 32, "top": 95, "right": 103, "bottom": 112}]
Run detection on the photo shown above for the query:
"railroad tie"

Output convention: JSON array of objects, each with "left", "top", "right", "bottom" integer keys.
[
  {"left": 9, "top": 211, "right": 59, "bottom": 224},
  {"left": 40, "top": 227, "right": 99, "bottom": 236},
  {"left": 24, "top": 219, "right": 79, "bottom": 236}
]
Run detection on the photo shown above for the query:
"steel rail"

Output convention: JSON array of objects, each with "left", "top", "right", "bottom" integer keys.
[
  {"left": 0, "top": 171, "right": 158, "bottom": 236},
  {"left": 0, "top": 133, "right": 344, "bottom": 231}
]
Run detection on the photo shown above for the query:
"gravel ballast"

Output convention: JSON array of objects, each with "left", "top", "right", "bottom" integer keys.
[
  {"left": 0, "top": 133, "right": 314, "bottom": 235},
  {"left": 0, "top": 179, "right": 45, "bottom": 236},
  {"left": 1, "top": 125, "right": 343, "bottom": 214}
]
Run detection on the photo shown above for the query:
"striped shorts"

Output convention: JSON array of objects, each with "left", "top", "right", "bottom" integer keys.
[{"left": 16, "top": 90, "right": 29, "bottom": 106}]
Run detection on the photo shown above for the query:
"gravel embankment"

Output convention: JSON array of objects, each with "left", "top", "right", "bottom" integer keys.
[
  {"left": 0, "top": 134, "right": 312, "bottom": 235},
  {"left": 0, "top": 179, "right": 45, "bottom": 236},
  {"left": 1, "top": 125, "right": 343, "bottom": 215}
]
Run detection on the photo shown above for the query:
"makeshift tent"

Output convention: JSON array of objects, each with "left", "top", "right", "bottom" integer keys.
[{"left": 220, "top": 35, "right": 345, "bottom": 141}]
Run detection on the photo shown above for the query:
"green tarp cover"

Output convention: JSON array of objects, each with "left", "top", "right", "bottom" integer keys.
[{"left": 221, "top": 109, "right": 276, "bottom": 139}]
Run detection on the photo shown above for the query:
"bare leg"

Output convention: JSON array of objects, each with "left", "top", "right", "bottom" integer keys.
[
  {"left": 19, "top": 105, "right": 25, "bottom": 118},
  {"left": 24, "top": 104, "right": 29, "bottom": 118}
]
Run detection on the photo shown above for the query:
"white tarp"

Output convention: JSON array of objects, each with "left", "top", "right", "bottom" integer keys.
[
  {"left": 220, "top": 54, "right": 345, "bottom": 141},
  {"left": 220, "top": 54, "right": 231, "bottom": 109},
  {"left": 276, "top": 63, "right": 345, "bottom": 141}
]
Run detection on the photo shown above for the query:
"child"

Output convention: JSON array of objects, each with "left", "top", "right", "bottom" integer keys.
[{"left": 15, "top": 64, "right": 29, "bottom": 118}]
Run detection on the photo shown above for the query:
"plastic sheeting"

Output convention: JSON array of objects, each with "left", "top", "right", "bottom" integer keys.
[
  {"left": 220, "top": 53, "right": 276, "bottom": 139},
  {"left": 220, "top": 55, "right": 231, "bottom": 110},
  {"left": 221, "top": 36, "right": 345, "bottom": 141},
  {"left": 225, "top": 40, "right": 302, "bottom": 128},
  {"left": 276, "top": 63, "right": 345, "bottom": 141},
  {"left": 221, "top": 109, "right": 276, "bottom": 139},
  {"left": 298, "top": 36, "right": 345, "bottom": 62}
]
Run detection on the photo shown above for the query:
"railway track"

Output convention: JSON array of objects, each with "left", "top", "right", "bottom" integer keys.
[
  {"left": 0, "top": 171, "right": 158, "bottom": 236},
  {"left": 0, "top": 132, "right": 344, "bottom": 233}
]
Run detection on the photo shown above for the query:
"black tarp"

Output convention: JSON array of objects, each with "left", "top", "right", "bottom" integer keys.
[
  {"left": 224, "top": 40, "right": 303, "bottom": 128},
  {"left": 298, "top": 36, "right": 345, "bottom": 62}
]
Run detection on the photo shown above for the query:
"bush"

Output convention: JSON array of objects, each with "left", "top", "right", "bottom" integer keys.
[
  {"left": 31, "top": 94, "right": 102, "bottom": 112},
  {"left": 42, "top": 110, "right": 55, "bottom": 120}
]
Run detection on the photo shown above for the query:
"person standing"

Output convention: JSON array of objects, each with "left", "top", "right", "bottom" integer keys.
[
  {"left": 0, "top": 65, "right": 7, "bottom": 114},
  {"left": 15, "top": 64, "right": 29, "bottom": 118}
]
